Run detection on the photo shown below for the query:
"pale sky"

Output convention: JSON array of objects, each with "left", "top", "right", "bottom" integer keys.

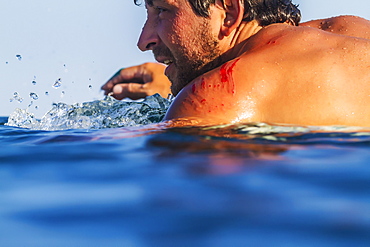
[{"left": 1, "top": 0, "right": 369, "bottom": 117}]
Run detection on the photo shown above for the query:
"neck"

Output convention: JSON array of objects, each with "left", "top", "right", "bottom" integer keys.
[{"left": 219, "top": 20, "right": 263, "bottom": 61}]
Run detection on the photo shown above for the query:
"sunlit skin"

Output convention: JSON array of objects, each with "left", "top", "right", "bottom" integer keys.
[
  {"left": 301, "top": 15, "right": 370, "bottom": 39},
  {"left": 102, "top": 0, "right": 370, "bottom": 127}
]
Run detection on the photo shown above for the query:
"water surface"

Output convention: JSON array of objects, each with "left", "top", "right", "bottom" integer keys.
[{"left": 1, "top": 98, "right": 370, "bottom": 247}]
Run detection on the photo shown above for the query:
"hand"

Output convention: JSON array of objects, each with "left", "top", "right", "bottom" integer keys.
[{"left": 101, "top": 62, "right": 172, "bottom": 100}]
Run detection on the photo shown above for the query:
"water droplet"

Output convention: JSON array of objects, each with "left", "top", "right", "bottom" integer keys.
[
  {"left": 32, "top": 80, "right": 37, "bottom": 85},
  {"left": 11, "top": 92, "right": 23, "bottom": 103},
  {"left": 45, "top": 91, "right": 49, "bottom": 96},
  {"left": 53, "top": 78, "right": 62, "bottom": 88},
  {"left": 28, "top": 101, "right": 33, "bottom": 107},
  {"left": 88, "top": 85, "right": 93, "bottom": 90},
  {"left": 16, "top": 54, "right": 22, "bottom": 61},
  {"left": 5, "top": 62, "right": 8, "bottom": 64},
  {"left": 30, "top": 92, "right": 39, "bottom": 100},
  {"left": 35, "top": 106, "right": 39, "bottom": 110}
]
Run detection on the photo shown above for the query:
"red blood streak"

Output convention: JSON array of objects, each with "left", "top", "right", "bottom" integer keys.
[
  {"left": 201, "top": 78, "right": 206, "bottom": 89},
  {"left": 192, "top": 84, "right": 196, "bottom": 93},
  {"left": 201, "top": 99, "right": 206, "bottom": 104},
  {"left": 220, "top": 58, "right": 240, "bottom": 95}
]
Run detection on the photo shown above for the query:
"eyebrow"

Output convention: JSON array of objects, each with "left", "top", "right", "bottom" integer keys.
[{"left": 146, "top": 0, "right": 167, "bottom": 7}]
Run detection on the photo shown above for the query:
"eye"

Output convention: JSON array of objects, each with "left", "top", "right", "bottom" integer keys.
[{"left": 155, "top": 6, "right": 167, "bottom": 15}]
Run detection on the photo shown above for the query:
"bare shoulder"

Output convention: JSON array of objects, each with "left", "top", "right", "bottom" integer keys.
[
  {"left": 164, "top": 58, "right": 253, "bottom": 125},
  {"left": 163, "top": 42, "right": 285, "bottom": 125},
  {"left": 301, "top": 15, "right": 370, "bottom": 39}
]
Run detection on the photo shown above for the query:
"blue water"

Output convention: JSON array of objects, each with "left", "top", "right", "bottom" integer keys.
[{"left": 1, "top": 114, "right": 370, "bottom": 247}]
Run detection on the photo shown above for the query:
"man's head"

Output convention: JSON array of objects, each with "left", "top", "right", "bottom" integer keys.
[{"left": 135, "top": 0, "right": 301, "bottom": 95}]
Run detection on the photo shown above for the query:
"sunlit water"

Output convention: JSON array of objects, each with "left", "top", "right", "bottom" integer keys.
[{"left": 1, "top": 95, "right": 370, "bottom": 246}]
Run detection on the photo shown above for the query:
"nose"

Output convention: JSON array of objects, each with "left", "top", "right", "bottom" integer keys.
[{"left": 137, "top": 20, "right": 159, "bottom": 51}]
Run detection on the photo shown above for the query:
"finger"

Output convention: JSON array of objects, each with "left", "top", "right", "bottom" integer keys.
[
  {"left": 101, "top": 66, "right": 149, "bottom": 94},
  {"left": 112, "top": 83, "right": 148, "bottom": 100},
  {"left": 101, "top": 69, "right": 127, "bottom": 92}
]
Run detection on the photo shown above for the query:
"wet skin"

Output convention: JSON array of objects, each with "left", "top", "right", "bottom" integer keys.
[
  {"left": 164, "top": 22, "right": 370, "bottom": 126},
  {"left": 102, "top": 0, "right": 370, "bottom": 127}
]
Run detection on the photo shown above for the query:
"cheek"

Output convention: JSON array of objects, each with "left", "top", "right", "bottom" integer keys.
[{"left": 170, "top": 16, "right": 200, "bottom": 46}]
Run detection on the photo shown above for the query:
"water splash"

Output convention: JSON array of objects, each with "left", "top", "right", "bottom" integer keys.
[
  {"left": 6, "top": 108, "right": 37, "bottom": 127},
  {"left": 6, "top": 94, "right": 172, "bottom": 131},
  {"left": 16, "top": 54, "right": 22, "bottom": 61}
]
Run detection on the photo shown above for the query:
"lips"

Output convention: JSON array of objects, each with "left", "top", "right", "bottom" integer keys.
[
  {"left": 153, "top": 46, "right": 177, "bottom": 79},
  {"left": 164, "top": 62, "right": 175, "bottom": 78},
  {"left": 154, "top": 55, "right": 175, "bottom": 77},
  {"left": 155, "top": 55, "right": 174, "bottom": 65},
  {"left": 153, "top": 46, "right": 174, "bottom": 63}
]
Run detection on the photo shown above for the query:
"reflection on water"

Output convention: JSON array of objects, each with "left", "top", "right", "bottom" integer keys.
[{"left": 1, "top": 105, "right": 370, "bottom": 246}]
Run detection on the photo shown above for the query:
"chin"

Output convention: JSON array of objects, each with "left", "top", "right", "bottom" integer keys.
[{"left": 170, "top": 84, "right": 180, "bottom": 97}]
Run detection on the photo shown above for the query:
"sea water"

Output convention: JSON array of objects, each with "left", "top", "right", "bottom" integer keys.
[{"left": 1, "top": 95, "right": 370, "bottom": 247}]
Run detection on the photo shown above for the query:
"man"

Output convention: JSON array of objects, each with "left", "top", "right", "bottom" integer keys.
[{"left": 102, "top": 0, "right": 370, "bottom": 127}]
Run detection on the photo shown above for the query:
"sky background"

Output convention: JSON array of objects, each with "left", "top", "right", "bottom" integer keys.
[{"left": 1, "top": 0, "right": 370, "bottom": 118}]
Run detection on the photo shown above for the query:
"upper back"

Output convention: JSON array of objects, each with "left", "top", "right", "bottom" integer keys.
[
  {"left": 238, "top": 24, "right": 370, "bottom": 125},
  {"left": 301, "top": 15, "right": 370, "bottom": 39}
]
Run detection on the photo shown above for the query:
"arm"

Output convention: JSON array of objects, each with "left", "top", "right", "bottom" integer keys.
[{"left": 101, "top": 62, "right": 171, "bottom": 100}]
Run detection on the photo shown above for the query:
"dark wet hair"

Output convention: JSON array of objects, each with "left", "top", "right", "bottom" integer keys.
[{"left": 134, "top": 0, "right": 301, "bottom": 26}]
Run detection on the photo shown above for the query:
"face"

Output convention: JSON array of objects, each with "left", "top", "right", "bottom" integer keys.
[{"left": 138, "top": 0, "right": 222, "bottom": 95}]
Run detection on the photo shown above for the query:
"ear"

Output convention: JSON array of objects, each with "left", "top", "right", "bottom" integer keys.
[{"left": 220, "top": 0, "right": 244, "bottom": 36}]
